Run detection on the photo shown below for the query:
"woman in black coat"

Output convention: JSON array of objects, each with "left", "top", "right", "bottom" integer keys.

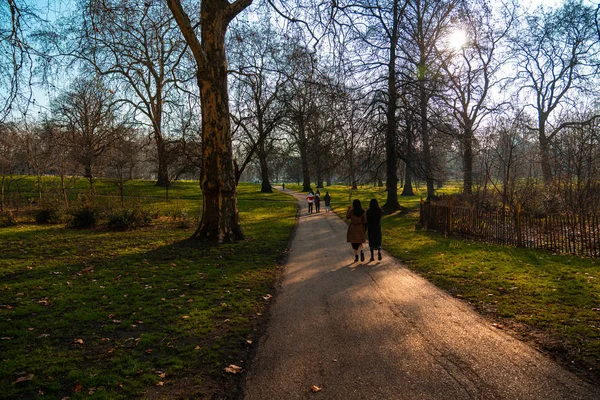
[{"left": 366, "top": 198, "right": 384, "bottom": 261}]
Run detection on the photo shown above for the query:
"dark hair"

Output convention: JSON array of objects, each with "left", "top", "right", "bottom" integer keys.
[
  {"left": 368, "top": 198, "right": 384, "bottom": 219},
  {"left": 352, "top": 199, "right": 364, "bottom": 217}
]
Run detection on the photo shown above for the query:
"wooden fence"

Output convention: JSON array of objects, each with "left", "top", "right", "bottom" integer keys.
[{"left": 419, "top": 197, "right": 600, "bottom": 257}]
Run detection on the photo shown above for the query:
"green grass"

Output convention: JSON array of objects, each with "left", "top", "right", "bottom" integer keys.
[
  {"left": 300, "top": 183, "right": 600, "bottom": 383},
  {"left": 1, "top": 181, "right": 297, "bottom": 399}
]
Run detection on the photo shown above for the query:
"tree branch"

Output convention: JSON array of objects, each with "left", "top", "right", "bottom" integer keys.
[{"left": 165, "top": 0, "right": 207, "bottom": 73}]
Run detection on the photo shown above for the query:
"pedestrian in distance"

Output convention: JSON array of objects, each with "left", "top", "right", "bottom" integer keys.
[
  {"left": 366, "top": 198, "right": 384, "bottom": 261},
  {"left": 307, "top": 191, "right": 315, "bottom": 214},
  {"left": 282, "top": 183, "right": 285, "bottom": 191},
  {"left": 314, "top": 192, "right": 321, "bottom": 213},
  {"left": 346, "top": 199, "right": 367, "bottom": 262},
  {"left": 323, "top": 192, "right": 331, "bottom": 213}
]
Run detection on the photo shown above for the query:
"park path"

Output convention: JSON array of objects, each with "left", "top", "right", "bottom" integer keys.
[{"left": 243, "top": 189, "right": 600, "bottom": 399}]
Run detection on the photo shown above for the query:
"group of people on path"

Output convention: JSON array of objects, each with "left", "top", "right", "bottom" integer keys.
[
  {"left": 306, "top": 189, "right": 331, "bottom": 214},
  {"left": 304, "top": 188, "right": 383, "bottom": 263}
]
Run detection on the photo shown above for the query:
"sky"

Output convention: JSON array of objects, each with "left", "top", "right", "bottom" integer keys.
[{"left": 18, "top": 0, "right": 598, "bottom": 120}]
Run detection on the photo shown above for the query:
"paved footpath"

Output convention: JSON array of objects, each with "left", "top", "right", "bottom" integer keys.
[{"left": 244, "top": 190, "right": 600, "bottom": 399}]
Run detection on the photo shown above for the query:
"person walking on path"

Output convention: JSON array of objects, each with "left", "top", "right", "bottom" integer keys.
[
  {"left": 323, "top": 192, "right": 331, "bottom": 212},
  {"left": 366, "top": 198, "right": 384, "bottom": 261},
  {"left": 314, "top": 192, "right": 321, "bottom": 213},
  {"left": 306, "top": 191, "right": 315, "bottom": 214},
  {"left": 346, "top": 199, "right": 367, "bottom": 262},
  {"left": 282, "top": 183, "right": 285, "bottom": 191}
]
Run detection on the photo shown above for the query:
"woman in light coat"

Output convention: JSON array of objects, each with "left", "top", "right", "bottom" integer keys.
[{"left": 346, "top": 199, "right": 367, "bottom": 262}]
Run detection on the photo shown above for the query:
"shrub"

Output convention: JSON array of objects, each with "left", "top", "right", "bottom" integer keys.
[
  {"left": 35, "top": 208, "right": 63, "bottom": 224},
  {"left": 0, "top": 211, "right": 17, "bottom": 227},
  {"left": 69, "top": 208, "right": 98, "bottom": 229},
  {"left": 107, "top": 208, "right": 152, "bottom": 231}
]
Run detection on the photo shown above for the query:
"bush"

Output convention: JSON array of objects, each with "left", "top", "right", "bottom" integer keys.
[
  {"left": 0, "top": 211, "right": 17, "bottom": 227},
  {"left": 69, "top": 208, "right": 98, "bottom": 229},
  {"left": 35, "top": 208, "right": 63, "bottom": 224},
  {"left": 107, "top": 208, "right": 152, "bottom": 231}
]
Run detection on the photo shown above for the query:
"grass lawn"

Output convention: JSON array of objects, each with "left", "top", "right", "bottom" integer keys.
[
  {"left": 1, "top": 182, "right": 297, "bottom": 399},
  {"left": 290, "top": 183, "right": 600, "bottom": 384}
]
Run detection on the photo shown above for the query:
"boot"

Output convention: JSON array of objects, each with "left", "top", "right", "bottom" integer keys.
[
  {"left": 360, "top": 251, "right": 365, "bottom": 262},
  {"left": 355, "top": 254, "right": 359, "bottom": 262},
  {"left": 378, "top": 250, "right": 382, "bottom": 261},
  {"left": 369, "top": 249, "right": 375, "bottom": 262}
]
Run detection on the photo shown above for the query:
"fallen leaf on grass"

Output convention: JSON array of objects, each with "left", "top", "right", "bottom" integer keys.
[
  {"left": 310, "top": 385, "right": 322, "bottom": 393},
  {"left": 246, "top": 340, "right": 253, "bottom": 345},
  {"left": 263, "top": 294, "right": 273, "bottom": 301},
  {"left": 492, "top": 323, "right": 503, "bottom": 329},
  {"left": 145, "top": 349, "right": 153, "bottom": 354},
  {"left": 156, "top": 381, "right": 164, "bottom": 386},
  {"left": 73, "top": 338, "right": 84, "bottom": 345},
  {"left": 195, "top": 346, "right": 201, "bottom": 350},
  {"left": 182, "top": 315, "right": 190, "bottom": 320},
  {"left": 224, "top": 365, "right": 243, "bottom": 374},
  {"left": 74, "top": 384, "right": 83, "bottom": 392},
  {"left": 14, "top": 374, "right": 34, "bottom": 383}
]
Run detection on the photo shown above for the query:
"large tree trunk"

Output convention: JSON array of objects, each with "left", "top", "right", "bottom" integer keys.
[
  {"left": 257, "top": 144, "right": 272, "bottom": 193},
  {"left": 84, "top": 164, "right": 94, "bottom": 189},
  {"left": 383, "top": 4, "right": 400, "bottom": 210},
  {"left": 538, "top": 120, "right": 553, "bottom": 185},
  {"left": 401, "top": 164, "right": 415, "bottom": 196},
  {"left": 190, "top": 0, "right": 243, "bottom": 242},
  {"left": 462, "top": 124, "right": 474, "bottom": 196},
  {"left": 315, "top": 156, "right": 324, "bottom": 188},
  {"left": 419, "top": 76, "right": 435, "bottom": 200},
  {"left": 298, "top": 124, "right": 311, "bottom": 192},
  {"left": 155, "top": 137, "right": 170, "bottom": 187}
]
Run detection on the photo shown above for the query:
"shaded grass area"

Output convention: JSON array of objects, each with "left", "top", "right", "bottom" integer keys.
[
  {"left": 296, "top": 183, "right": 600, "bottom": 383},
  {"left": 1, "top": 182, "right": 297, "bottom": 399}
]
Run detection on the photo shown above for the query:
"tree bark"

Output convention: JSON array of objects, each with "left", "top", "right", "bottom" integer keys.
[
  {"left": 297, "top": 121, "right": 311, "bottom": 192},
  {"left": 401, "top": 164, "right": 415, "bottom": 196},
  {"left": 155, "top": 137, "right": 170, "bottom": 187},
  {"left": 167, "top": 0, "right": 247, "bottom": 242},
  {"left": 419, "top": 76, "right": 434, "bottom": 199},
  {"left": 538, "top": 117, "right": 553, "bottom": 185},
  {"left": 462, "top": 124, "right": 474, "bottom": 196},
  {"left": 257, "top": 143, "right": 272, "bottom": 193},
  {"left": 383, "top": 2, "right": 400, "bottom": 210}
]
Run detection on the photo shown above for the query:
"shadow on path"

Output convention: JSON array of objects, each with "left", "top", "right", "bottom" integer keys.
[{"left": 244, "top": 189, "right": 600, "bottom": 399}]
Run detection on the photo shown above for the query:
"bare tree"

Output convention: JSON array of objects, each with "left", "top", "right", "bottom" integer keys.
[
  {"left": 229, "top": 22, "right": 287, "bottom": 192},
  {"left": 166, "top": 0, "right": 252, "bottom": 242},
  {"left": 105, "top": 127, "right": 142, "bottom": 206},
  {"left": 23, "top": 120, "right": 57, "bottom": 201},
  {"left": 400, "top": 0, "right": 455, "bottom": 200},
  {"left": 51, "top": 77, "right": 124, "bottom": 189},
  {"left": 0, "top": 0, "right": 40, "bottom": 121},
  {"left": 63, "top": 0, "right": 193, "bottom": 187},
  {"left": 510, "top": 0, "right": 600, "bottom": 185},
  {"left": 436, "top": 0, "right": 515, "bottom": 196}
]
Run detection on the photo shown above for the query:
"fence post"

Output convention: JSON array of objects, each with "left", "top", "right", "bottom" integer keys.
[
  {"left": 447, "top": 196, "right": 454, "bottom": 235},
  {"left": 516, "top": 202, "right": 522, "bottom": 247}
]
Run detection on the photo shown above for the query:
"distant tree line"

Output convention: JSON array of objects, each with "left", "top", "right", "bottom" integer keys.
[{"left": 1, "top": 0, "right": 600, "bottom": 238}]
